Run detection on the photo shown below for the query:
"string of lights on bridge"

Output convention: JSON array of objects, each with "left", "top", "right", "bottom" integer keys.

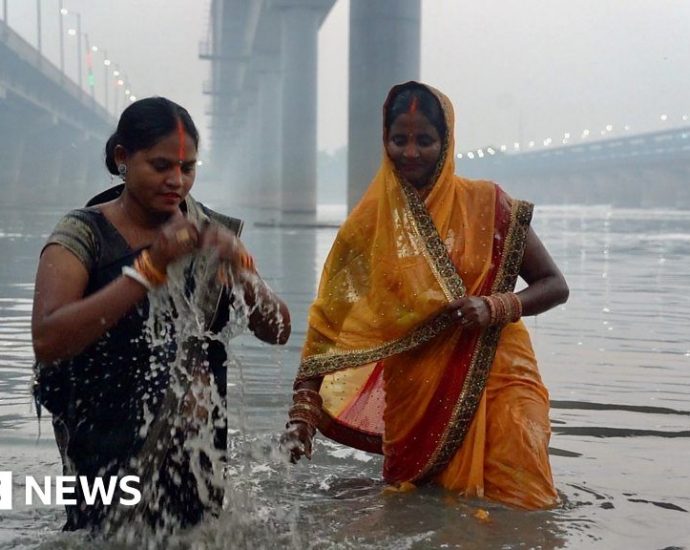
[
  {"left": 60, "top": 5, "right": 137, "bottom": 110},
  {"left": 2, "top": 1, "right": 137, "bottom": 114},
  {"left": 458, "top": 113, "right": 690, "bottom": 160}
]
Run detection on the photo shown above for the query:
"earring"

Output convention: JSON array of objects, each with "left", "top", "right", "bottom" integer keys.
[{"left": 117, "top": 163, "right": 127, "bottom": 181}]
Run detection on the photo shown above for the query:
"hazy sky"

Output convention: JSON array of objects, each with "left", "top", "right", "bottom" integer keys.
[{"left": 5, "top": 0, "right": 689, "bottom": 155}]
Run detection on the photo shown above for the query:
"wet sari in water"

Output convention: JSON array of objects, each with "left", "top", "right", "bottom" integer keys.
[
  {"left": 296, "top": 83, "right": 558, "bottom": 509},
  {"left": 34, "top": 185, "right": 242, "bottom": 529}
]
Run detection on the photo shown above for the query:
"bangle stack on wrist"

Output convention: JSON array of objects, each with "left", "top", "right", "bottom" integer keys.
[
  {"left": 122, "top": 250, "right": 167, "bottom": 291},
  {"left": 136, "top": 250, "right": 167, "bottom": 286},
  {"left": 480, "top": 292, "right": 523, "bottom": 326},
  {"left": 286, "top": 388, "right": 323, "bottom": 435}
]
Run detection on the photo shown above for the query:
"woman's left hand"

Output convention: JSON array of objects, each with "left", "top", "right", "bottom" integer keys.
[
  {"left": 447, "top": 296, "right": 490, "bottom": 329},
  {"left": 199, "top": 223, "right": 291, "bottom": 344},
  {"left": 199, "top": 224, "right": 255, "bottom": 274}
]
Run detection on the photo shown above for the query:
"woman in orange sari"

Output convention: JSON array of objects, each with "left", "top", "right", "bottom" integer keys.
[{"left": 282, "top": 82, "right": 569, "bottom": 509}]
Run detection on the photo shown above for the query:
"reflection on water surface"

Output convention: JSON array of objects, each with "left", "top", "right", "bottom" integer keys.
[{"left": 1, "top": 201, "right": 688, "bottom": 548}]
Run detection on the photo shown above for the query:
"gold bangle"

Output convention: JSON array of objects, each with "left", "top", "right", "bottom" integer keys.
[
  {"left": 135, "top": 250, "right": 167, "bottom": 286},
  {"left": 481, "top": 296, "right": 495, "bottom": 326},
  {"left": 495, "top": 294, "right": 508, "bottom": 325},
  {"left": 289, "top": 403, "right": 322, "bottom": 426},
  {"left": 506, "top": 292, "right": 522, "bottom": 323},
  {"left": 142, "top": 250, "right": 167, "bottom": 284},
  {"left": 289, "top": 402, "right": 322, "bottom": 418},
  {"left": 288, "top": 411, "right": 321, "bottom": 429},
  {"left": 293, "top": 389, "right": 323, "bottom": 407}
]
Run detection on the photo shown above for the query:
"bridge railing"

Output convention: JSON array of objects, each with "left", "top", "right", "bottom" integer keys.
[
  {"left": 460, "top": 126, "right": 690, "bottom": 175},
  {"left": 0, "top": 18, "right": 111, "bottom": 121}
]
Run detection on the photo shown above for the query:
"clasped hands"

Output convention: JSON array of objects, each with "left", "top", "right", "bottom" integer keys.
[{"left": 147, "top": 211, "right": 255, "bottom": 276}]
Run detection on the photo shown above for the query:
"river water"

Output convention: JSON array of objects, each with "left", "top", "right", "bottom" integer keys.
[{"left": 0, "top": 195, "right": 688, "bottom": 549}]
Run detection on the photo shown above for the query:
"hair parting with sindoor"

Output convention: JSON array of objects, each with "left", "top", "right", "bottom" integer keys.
[
  {"left": 385, "top": 83, "right": 446, "bottom": 140},
  {"left": 104, "top": 97, "right": 199, "bottom": 175}
]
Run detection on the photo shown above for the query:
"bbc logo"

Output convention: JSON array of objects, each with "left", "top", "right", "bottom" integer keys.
[{"left": 0, "top": 471, "right": 11, "bottom": 510}]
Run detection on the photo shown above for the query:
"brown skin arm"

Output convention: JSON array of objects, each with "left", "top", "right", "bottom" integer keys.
[
  {"left": 243, "top": 277, "right": 291, "bottom": 345},
  {"left": 200, "top": 224, "right": 291, "bottom": 345},
  {"left": 515, "top": 226, "right": 570, "bottom": 315},
  {"left": 280, "top": 377, "right": 322, "bottom": 463},
  {"left": 32, "top": 245, "right": 149, "bottom": 363},
  {"left": 448, "top": 226, "right": 569, "bottom": 329},
  {"left": 33, "top": 214, "right": 200, "bottom": 364}
]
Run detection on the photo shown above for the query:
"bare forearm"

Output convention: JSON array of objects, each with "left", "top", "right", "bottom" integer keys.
[
  {"left": 516, "top": 274, "right": 569, "bottom": 317},
  {"left": 33, "top": 276, "right": 147, "bottom": 363},
  {"left": 243, "top": 275, "right": 291, "bottom": 344}
]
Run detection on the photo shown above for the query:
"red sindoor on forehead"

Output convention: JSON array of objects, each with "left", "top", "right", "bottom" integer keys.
[
  {"left": 408, "top": 95, "right": 419, "bottom": 114},
  {"left": 177, "top": 119, "right": 185, "bottom": 162}
]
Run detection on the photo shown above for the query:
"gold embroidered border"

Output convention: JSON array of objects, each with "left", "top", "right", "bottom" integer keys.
[
  {"left": 299, "top": 164, "right": 470, "bottom": 381},
  {"left": 298, "top": 311, "right": 456, "bottom": 380},
  {"left": 413, "top": 198, "right": 534, "bottom": 481},
  {"left": 494, "top": 200, "right": 533, "bottom": 294},
  {"left": 399, "top": 178, "right": 466, "bottom": 302}
]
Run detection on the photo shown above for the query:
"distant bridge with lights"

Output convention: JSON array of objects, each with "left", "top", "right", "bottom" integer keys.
[
  {"left": 202, "top": 2, "right": 688, "bottom": 212},
  {"left": 1, "top": 4, "right": 688, "bottom": 210},
  {"left": 0, "top": 17, "right": 114, "bottom": 203},
  {"left": 459, "top": 127, "right": 690, "bottom": 208}
]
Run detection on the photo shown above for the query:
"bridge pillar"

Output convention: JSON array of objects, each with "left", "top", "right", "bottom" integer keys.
[
  {"left": 212, "top": 122, "right": 234, "bottom": 193},
  {"left": 234, "top": 112, "right": 253, "bottom": 202},
  {"left": 224, "top": 131, "right": 242, "bottom": 198},
  {"left": 227, "top": 92, "right": 260, "bottom": 207},
  {"left": 277, "top": 0, "right": 333, "bottom": 213},
  {"left": 225, "top": 133, "right": 239, "bottom": 190},
  {"left": 245, "top": 90, "right": 263, "bottom": 205},
  {"left": 256, "top": 55, "right": 282, "bottom": 210},
  {"left": 347, "top": 0, "right": 421, "bottom": 211}
]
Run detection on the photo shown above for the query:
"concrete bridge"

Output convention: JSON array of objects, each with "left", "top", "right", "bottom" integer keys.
[
  {"left": 201, "top": 0, "right": 421, "bottom": 213},
  {"left": 0, "top": 17, "right": 113, "bottom": 204},
  {"left": 458, "top": 128, "right": 690, "bottom": 208},
  {"left": 2, "top": 4, "right": 687, "bottom": 211},
  {"left": 203, "top": 0, "right": 689, "bottom": 212}
]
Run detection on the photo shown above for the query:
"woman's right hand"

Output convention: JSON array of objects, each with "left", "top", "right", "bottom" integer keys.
[
  {"left": 447, "top": 296, "right": 491, "bottom": 329},
  {"left": 280, "top": 421, "right": 315, "bottom": 463},
  {"left": 148, "top": 213, "right": 200, "bottom": 271}
]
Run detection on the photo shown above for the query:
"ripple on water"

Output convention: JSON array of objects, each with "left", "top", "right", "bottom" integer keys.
[{"left": 1, "top": 204, "right": 690, "bottom": 548}]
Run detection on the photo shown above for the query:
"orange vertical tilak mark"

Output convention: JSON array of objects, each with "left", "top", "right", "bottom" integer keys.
[{"left": 176, "top": 119, "right": 185, "bottom": 183}]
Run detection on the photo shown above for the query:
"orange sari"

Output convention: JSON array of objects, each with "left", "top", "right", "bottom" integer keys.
[{"left": 296, "top": 83, "right": 558, "bottom": 509}]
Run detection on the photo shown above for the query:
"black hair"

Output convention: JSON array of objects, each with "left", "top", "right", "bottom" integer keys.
[
  {"left": 384, "top": 83, "right": 446, "bottom": 140},
  {"left": 104, "top": 97, "right": 199, "bottom": 175}
]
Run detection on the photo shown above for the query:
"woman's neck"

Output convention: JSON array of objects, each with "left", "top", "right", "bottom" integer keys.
[{"left": 117, "top": 190, "right": 169, "bottom": 230}]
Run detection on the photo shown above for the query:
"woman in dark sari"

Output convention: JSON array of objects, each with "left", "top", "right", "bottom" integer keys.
[
  {"left": 283, "top": 82, "right": 568, "bottom": 509},
  {"left": 32, "top": 97, "right": 290, "bottom": 530}
]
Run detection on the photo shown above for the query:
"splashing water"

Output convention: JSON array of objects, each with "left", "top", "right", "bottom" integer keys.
[{"left": 99, "top": 249, "right": 290, "bottom": 545}]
